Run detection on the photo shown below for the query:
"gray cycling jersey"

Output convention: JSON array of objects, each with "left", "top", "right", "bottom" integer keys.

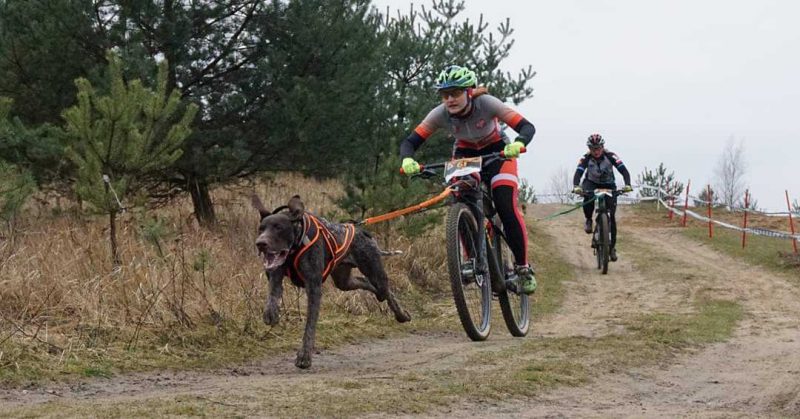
[
  {"left": 576, "top": 151, "right": 624, "bottom": 184},
  {"left": 413, "top": 94, "right": 524, "bottom": 149}
]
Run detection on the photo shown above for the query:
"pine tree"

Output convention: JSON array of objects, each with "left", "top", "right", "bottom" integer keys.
[
  {"left": 694, "top": 185, "right": 717, "bottom": 207},
  {"left": 636, "top": 163, "right": 684, "bottom": 199},
  {"left": 62, "top": 51, "right": 197, "bottom": 265},
  {"left": 0, "top": 98, "right": 36, "bottom": 230}
]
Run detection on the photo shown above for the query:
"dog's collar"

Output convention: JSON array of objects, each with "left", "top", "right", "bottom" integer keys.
[{"left": 290, "top": 213, "right": 310, "bottom": 251}]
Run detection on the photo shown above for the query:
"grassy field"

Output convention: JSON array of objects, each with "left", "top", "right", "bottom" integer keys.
[
  {"left": 631, "top": 202, "right": 800, "bottom": 277},
  {"left": 0, "top": 174, "right": 570, "bottom": 387}
]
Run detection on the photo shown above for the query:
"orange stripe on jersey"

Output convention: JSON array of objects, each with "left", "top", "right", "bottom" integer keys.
[
  {"left": 414, "top": 124, "right": 433, "bottom": 139},
  {"left": 505, "top": 112, "right": 524, "bottom": 127}
]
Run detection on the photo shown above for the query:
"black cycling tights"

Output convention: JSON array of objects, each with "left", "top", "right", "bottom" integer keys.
[{"left": 493, "top": 185, "right": 528, "bottom": 266}]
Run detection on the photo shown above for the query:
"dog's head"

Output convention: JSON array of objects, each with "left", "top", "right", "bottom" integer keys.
[{"left": 253, "top": 195, "right": 305, "bottom": 271}]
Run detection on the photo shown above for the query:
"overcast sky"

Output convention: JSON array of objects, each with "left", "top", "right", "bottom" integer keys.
[{"left": 375, "top": 0, "right": 799, "bottom": 210}]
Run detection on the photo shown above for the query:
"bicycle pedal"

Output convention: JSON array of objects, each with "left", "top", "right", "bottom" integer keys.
[{"left": 504, "top": 279, "right": 519, "bottom": 294}]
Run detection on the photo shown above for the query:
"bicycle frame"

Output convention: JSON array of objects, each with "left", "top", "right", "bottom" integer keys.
[
  {"left": 412, "top": 149, "right": 531, "bottom": 338},
  {"left": 414, "top": 151, "right": 522, "bottom": 291},
  {"left": 581, "top": 188, "right": 624, "bottom": 274}
]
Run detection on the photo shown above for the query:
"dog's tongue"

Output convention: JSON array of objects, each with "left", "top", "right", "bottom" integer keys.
[{"left": 262, "top": 250, "right": 288, "bottom": 271}]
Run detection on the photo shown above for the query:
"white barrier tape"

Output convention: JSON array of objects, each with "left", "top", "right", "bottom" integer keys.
[
  {"left": 658, "top": 198, "right": 800, "bottom": 241},
  {"left": 639, "top": 185, "right": 800, "bottom": 217}
]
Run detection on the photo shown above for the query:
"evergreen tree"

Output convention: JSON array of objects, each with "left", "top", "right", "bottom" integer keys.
[
  {"left": 694, "top": 184, "right": 717, "bottom": 207},
  {"left": 0, "top": 98, "right": 36, "bottom": 228},
  {"left": 636, "top": 163, "right": 684, "bottom": 199},
  {"left": 62, "top": 51, "right": 197, "bottom": 265},
  {"left": 0, "top": 0, "right": 104, "bottom": 125},
  {"left": 0, "top": 97, "right": 67, "bottom": 192}
]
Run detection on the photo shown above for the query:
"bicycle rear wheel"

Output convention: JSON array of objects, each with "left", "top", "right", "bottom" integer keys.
[
  {"left": 490, "top": 229, "right": 530, "bottom": 337},
  {"left": 446, "top": 203, "right": 492, "bottom": 341},
  {"left": 598, "top": 212, "right": 610, "bottom": 274}
]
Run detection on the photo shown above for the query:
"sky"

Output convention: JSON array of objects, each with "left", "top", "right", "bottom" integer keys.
[{"left": 375, "top": 0, "right": 800, "bottom": 210}]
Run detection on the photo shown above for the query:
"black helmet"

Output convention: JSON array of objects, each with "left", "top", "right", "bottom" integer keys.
[{"left": 586, "top": 133, "right": 605, "bottom": 149}]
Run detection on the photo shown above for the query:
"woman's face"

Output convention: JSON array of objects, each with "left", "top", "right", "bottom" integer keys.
[
  {"left": 590, "top": 146, "right": 604, "bottom": 158},
  {"left": 439, "top": 88, "right": 468, "bottom": 114}
]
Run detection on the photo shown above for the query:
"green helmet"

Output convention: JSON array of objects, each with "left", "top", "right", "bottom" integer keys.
[{"left": 434, "top": 65, "right": 477, "bottom": 90}]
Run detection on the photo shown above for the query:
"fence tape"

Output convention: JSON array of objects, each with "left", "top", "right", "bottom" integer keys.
[
  {"left": 638, "top": 185, "right": 800, "bottom": 217},
  {"left": 657, "top": 197, "right": 800, "bottom": 241}
]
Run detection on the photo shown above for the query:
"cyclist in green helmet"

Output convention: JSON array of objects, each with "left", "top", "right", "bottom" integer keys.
[{"left": 400, "top": 64, "right": 538, "bottom": 294}]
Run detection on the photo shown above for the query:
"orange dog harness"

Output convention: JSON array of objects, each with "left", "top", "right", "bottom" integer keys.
[{"left": 288, "top": 213, "right": 356, "bottom": 287}]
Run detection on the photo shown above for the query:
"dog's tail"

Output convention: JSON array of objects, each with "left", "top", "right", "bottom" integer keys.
[{"left": 379, "top": 249, "right": 403, "bottom": 257}]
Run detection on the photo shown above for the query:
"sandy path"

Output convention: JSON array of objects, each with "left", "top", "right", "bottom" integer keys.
[{"left": 443, "top": 206, "right": 800, "bottom": 418}]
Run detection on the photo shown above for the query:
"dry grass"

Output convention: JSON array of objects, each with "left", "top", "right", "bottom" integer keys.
[{"left": 0, "top": 173, "right": 454, "bottom": 385}]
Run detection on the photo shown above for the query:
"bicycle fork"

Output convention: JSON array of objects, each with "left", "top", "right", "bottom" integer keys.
[{"left": 459, "top": 187, "right": 490, "bottom": 279}]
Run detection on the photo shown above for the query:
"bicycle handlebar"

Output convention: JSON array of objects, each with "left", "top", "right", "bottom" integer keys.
[
  {"left": 575, "top": 189, "right": 628, "bottom": 198},
  {"left": 399, "top": 147, "right": 526, "bottom": 176}
]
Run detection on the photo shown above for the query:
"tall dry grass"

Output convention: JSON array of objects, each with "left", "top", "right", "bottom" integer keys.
[{"left": 0, "top": 173, "right": 449, "bottom": 383}]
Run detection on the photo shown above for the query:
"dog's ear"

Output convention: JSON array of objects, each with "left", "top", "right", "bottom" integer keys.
[
  {"left": 251, "top": 194, "right": 270, "bottom": 219},
  {"left": 287, "top": 195, "right": 304, "bottom": 220}
]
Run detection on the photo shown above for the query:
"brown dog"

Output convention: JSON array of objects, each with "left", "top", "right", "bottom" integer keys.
[{"left": 253, "top": 195, "right": 411, "bottom": 369}]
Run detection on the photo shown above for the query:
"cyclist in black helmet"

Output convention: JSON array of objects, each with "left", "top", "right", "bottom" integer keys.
[
  {"left": 400, "top": 64, "right": 537, "bottom": 294},
  {"left": 571, "top": 134, "right": 632, "bottom": 262}
]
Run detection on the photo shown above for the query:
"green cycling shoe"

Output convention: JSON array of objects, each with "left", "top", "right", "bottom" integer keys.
[{"left": 515, "top": 265, "right": 537, "bottom": 295}]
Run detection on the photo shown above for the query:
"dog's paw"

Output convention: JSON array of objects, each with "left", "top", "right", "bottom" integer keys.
[
  {"left": 395, "top": 309, "right": 411, "bottom": 323},
  {"left": 263, "top": 305, "right": 280, "bottom": 326},
  {"left": 295, "top": 352, "right": 312, "bottom": 369}
]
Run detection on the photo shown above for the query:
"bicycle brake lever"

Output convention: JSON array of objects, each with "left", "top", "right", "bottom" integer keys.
[{"left": 410, "top": 169, "right": 438, "bottom": 180}]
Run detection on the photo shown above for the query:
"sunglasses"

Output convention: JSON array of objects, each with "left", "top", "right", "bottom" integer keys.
[{"left": 439, "top": 89, "right": 465, "bottom": 99}]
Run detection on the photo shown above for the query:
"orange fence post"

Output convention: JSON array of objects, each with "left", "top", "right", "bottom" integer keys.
[
  {"left": 682, "top": 180, "right": 691, "bottom": 227},
  {"left": 787, "top": 190, "right": 798, "bottom": 254},
  {"left": 741, "top": 189, "right": 749, "bottom": 248},
  {"left": 707, "top": 184, "right": 713, "bottom": 238}
]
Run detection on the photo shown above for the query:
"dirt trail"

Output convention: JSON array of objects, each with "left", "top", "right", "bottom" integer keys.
[
  {"left": 2, "top": 205, "right": 799, "bottom": 417},
  {"left": 443, "top": 206, "right": 800, "bottom": 418}
]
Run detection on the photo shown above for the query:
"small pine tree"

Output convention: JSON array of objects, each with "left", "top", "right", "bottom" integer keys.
[
  {"left": 518, "top": 178, "right": 538, "bottom": 204},
  {"left": 0, "top": 162, "right": 35, "bottom": 227},
  {"left": 62, "top": 51, "right": 197, "bottom": 265},
  {"left": 694, "top": 184, "right": 717, "bottom": 207},
  {"left": 636, "top": 163, "right": 684, "bottom": 199},
  {"left": 0, "top": 98, "right": 37, "bottom": 230}
]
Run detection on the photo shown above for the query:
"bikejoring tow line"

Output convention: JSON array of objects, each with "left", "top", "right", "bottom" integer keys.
[
  {"left": 357, "top": 188, "right": 453, "bottom": 226},
  {"left": 536, "top": 196, "right": 599, "bottom": 222}
]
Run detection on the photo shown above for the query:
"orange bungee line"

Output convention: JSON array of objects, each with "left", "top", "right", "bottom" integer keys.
[{"left": 361, "top": 188, "right": 453, "bottom": 225}]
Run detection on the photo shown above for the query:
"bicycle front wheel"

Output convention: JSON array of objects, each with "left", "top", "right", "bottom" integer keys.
[
  {"left": 598, "top": 212, "right": 610, "bottom": 274},
  {"left": 446, "top": 202, "right": 491, "bottom": 341},
  {"left": 490, "top": 230, "right": 530, "bottom": 337}
]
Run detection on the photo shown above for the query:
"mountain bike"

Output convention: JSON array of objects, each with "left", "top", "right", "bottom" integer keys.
[
  {"left": 579, "top": 189, "right": 624, "bottom": 275},
  {"left": 407, "top": 150, "right": 531, "bottom": 340}
]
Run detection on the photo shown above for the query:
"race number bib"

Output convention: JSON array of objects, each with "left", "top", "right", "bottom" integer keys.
[{"left": 444, "top": 156, "right": 482, "bottom": 183}]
